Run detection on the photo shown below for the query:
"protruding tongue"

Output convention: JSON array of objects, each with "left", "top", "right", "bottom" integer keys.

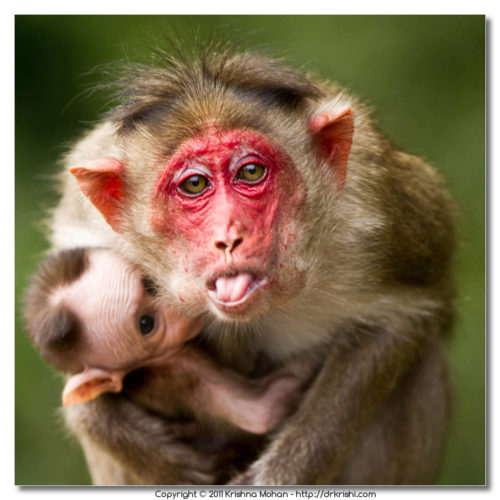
[{"left": 215, "top": 273, "right": 254, "bottom": 303}]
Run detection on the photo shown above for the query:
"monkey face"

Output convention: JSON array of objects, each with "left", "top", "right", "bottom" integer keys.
[
  {"left": 48, "top": 249, "right": 204, "bottom": 371},
  {"left": 150, "top": 128, "right": 307, "bottom": 320},
  {"left": 70, "top": 105, "right": 354, "bottom": 323}
]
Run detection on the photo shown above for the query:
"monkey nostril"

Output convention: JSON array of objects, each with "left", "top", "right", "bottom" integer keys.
[
  {"left": 215, "top": 241, "right": 228, "bottom": 251},
  {"left": 232, "top": 238, "right": 243, "bottom": 250}
]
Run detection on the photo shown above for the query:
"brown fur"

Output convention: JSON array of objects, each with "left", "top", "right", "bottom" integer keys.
[
  {"left": 24, "top": 248, "right": 89, "bottom": 372},
  {"left": 44, "top": 44, "right": 456, "bottom": 485}
]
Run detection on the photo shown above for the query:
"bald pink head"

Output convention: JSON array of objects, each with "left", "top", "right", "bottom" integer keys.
[{"left": 50, "top": 249, "right": 204, "bottom": 405}]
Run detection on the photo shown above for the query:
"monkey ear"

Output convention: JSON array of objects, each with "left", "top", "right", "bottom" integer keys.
[
  {"left": 309, "top": 108, "right": 354, "bottom": 189},
  {"left": 70, "top": 158, "right": 125, "bottom": 232},
  {"left": 62, "top": 368, "right": 124, "bottom": 406}
]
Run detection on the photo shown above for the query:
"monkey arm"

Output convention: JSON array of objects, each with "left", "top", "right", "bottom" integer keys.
[
  {"left": 63, "top": 394, "right": 228, "bottom": 485},
  {"left": 231, "top": 309, "right": 442, "bottom": 485}
]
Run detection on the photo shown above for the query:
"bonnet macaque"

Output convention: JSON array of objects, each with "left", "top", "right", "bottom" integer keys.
[
  {"left": 40, "top": 44, "right": 455, "bottom": 485},
  {"left": 25, "top": 247, "right": 302, "bottom": 436}
]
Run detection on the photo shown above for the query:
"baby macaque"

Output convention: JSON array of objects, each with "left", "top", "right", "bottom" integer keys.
[{"left": 24, "top": 247, "right": 302, "bottom": 435}]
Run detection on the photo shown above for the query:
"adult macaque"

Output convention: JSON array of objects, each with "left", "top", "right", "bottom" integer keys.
[
  {"left": 44, "top": 45, "right": 455, "bottom": 485},
  {"left": 24, "top": 247, "right": 302, "bottom": 438}
]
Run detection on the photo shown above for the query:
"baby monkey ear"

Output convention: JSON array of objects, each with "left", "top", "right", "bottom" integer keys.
[
  {"left": 70, "top": 158, "right": 125, "bottom": 232},
  {"left": 62, "top": 367, "right": 125, "bottom": 406},
  {"left": 309, "top": 107, "right": 354, "bottom": 189}
]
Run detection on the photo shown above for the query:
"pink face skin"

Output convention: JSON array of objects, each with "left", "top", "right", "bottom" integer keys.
[
  {"left": 150, "top": 128, "right": 307, "bottom": 319},
  {"left": 71, "top": 111, "right": 354, "bottom": 322},
  {"left": 51, "top": 250, "right": 204, "bottom": 405}
]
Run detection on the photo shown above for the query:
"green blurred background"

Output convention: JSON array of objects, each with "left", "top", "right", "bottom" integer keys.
[{"left": 15, "top": 15, "right": 485, "bottom": 485}]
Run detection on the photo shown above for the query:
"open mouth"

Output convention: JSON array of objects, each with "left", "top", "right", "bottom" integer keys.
[{"left": 207, "top": 272, "right": 268, "bottom": 308}]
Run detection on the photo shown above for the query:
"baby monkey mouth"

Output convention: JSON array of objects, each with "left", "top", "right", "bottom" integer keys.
[{"left": 207, "top": 272, "right": 268, "bottom": 307}]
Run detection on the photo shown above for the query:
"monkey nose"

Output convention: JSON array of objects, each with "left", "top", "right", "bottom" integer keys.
[
  {"left": 214, "top": 236, "right": 243, "bottom": 254},
  {"left": 213, "top": 222, "right": 245, "bottom": 254}
]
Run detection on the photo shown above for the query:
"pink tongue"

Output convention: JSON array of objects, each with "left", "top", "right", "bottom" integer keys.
[{"left": 215, "top": 273, "right": 254, "bottom": 303}]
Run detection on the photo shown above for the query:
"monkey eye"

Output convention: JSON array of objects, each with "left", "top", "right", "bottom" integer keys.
[
  {"left": 236, "top": 163, "right": 266, "bottom": 183},
  {"left": 179, "top": 174, "right": 209, "bottom": 195},
  {"left": 138, "top": 314, "right": 155, "bottom": 335}
]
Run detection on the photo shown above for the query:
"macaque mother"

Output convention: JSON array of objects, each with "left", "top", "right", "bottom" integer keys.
[{"left": 48, "top": 46, "right": 455, "bottom": 485}]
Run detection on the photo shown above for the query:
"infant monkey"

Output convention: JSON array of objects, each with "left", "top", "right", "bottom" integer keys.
[{"left": 24, "top": 248, "right": 302, "bottom": 435}]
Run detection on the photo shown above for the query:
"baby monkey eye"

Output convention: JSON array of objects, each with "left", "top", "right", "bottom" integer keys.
[
  {"left": 139, "top": 314, "right": 155, "bottom": 335},
  {"left": 179, "top": 175, "right": 209, "bottom": 195},
  {"left": 236, "top": 163, "right": 266, "bottom": 182}
]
